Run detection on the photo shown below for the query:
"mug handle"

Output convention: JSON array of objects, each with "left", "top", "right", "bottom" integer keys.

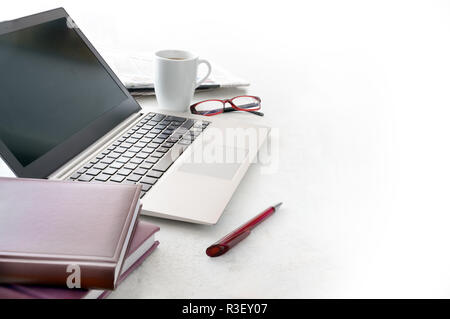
[{"left": 195, "top": 59, "right": 212, "bottom": 88}]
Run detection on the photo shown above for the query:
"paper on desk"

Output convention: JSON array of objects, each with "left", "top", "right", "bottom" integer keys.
[{"left": 100, "top": 49, "right": 250, "bottom": 94}]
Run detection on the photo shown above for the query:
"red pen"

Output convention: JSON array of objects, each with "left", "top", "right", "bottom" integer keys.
[{"left": 206, "top": 202, "right": 283, "bottom": 257}]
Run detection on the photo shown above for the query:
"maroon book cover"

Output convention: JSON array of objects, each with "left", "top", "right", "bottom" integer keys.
[
  {"left": 0, "top": 177, "right": 142, "bottom": 290},
  {"left": 0, "top": 221, "right": 159, "bottom": 299}
]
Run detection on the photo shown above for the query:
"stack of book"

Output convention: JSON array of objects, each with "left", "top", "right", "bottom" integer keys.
[{"left": 0, "top": 177, "right": 159, "bottom": 299}]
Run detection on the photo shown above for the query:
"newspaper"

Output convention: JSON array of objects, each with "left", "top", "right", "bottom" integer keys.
[{"left": 100, "top": 50, "right": 250, "bottom": 96}]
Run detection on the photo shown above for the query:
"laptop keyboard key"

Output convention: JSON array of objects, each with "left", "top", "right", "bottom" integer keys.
[
  {"left": 103, "top": 167, "right": 117, "bottom": 175},
  {"left": 107, "top": 152, "right": 121, "bottom": 159},
  {"left": 168, "top": 137, "right": 180, "bottom": 143},
  {"left": 158, "top": 133, "right": 170, "bottom": 140},
  {"left": 86, "top": 168, "right": 101, "bottom": 176},
  {"left": 116, "top": 156, "right": 130, "bottom": 163},
  {"left": 109, "top": 161, "right": 124, "bottom": 169},
  {"left": 117, "top": 168, "right": 132, "bottom": 176},
  {"left": 123, "top": 151, "right": 135, "bottom": 158},
  {"left": 178, "top": 138, "right": 192, "bottom": 145},
  {"left": 93, "top": 163, "right": 108, "bottom": 170},
  {"left": 153, "top": 137, "right": 165, "bottom": 144},
  {"left": 120, "top": 142, "right": 133, "bottom": 149},
  {"left": 136, "top": 152, "right": 149, "bottom": 159},
  {"left": 128, "top": 147, "right": 142, "bottom": 153},
  {"left": 140, "top": 137, "right": 152, "bottom": 144},
  {"left": 151, "top": 152, "right": 164, "bottom": 159},
  {"left": 146, "top": 170, "right": 163, "bottom": 178},
  {"left": 78, "top": 174, "right": 94, "bottom": 182},
  {"left": 124, "top": 163, "right": 138, "bottom": 170},
  {"left": 100, "top": 157, "right": 114, "bottom": 164},
  {"left": 142, "top": 147, "right": 155, "bottom": 154},
  {"left": 146, "top": 157, "right": 159, "bottom": 164},
  {"left": 140, "top": 176, "right": 157, "bottom": 185},
  {"left": 166, "top": 115, "right": 184, "bottom": 122},
  {"left": 126, "top": 137, "right": 139, "bottom": 144},
  {"left": 135, "top": 142, "right": 147, "bottom": 148},
  {"left": 181, "top": 119, "right": 195, "bottom": 129},
  {"left": 113, "top": 148, "right": 126, "bottom": 154},
  {"left": 155, "top": 124, "right": 167, "bottom": 130},
  {"left": 148, "top": 142, "right": 160, "bottom": 148},
  {"left": 84, "top": 163, "right": 94, "bottom": 169},
  {"left": 131, "top": 133, "right": 144, "bottom": 139},
  {"left": 130, "top": 158, "right": 144, "bottom": 165},
  {"left": 94, "top": 174, "right": 110, "bottom": 182},
  {"left": 110, "top": 174, "right": 126, "bottom": 183},
  {"left": 156, "top": 146, "right": 170, "bottom": 153},
  {"left": 127, "top": 174, "right": 142, "bottom": 182},
  {"left": 77, "top": 168, "right": 87, "bottom": 174},
  {"left": 70, "top": 172, "right": 81, "bottom": 180},
  {"left": 140, "top": 162, "right": 153, "bottom": 170},
  {"left": 162, "top": 142, "right": 174, "bottom": 148},
  {"left": 150, "top": 128, "right": 162, "bottom": 134},
  {"left": 146, "top": 132, "right": 158, "bottom": 139},
  {"left": 152, "top": 114, "right": 166, "bottom": 122},
  {"left": 134, "top": 168, "right": 147, "bottom": 176}
]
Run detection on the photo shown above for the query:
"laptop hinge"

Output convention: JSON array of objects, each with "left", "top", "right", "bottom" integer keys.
[{"left": 48, "top": 111, "right": 144, "bottom": 180}]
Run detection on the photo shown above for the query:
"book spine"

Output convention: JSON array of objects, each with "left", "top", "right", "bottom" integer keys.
[{"left": 0, "top": 258, "right": 116, "bottom": 290}]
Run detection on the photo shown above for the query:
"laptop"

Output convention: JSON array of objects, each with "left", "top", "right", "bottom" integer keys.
[{"left": 0, "top": 8, "right": 269, "bottom": 224}]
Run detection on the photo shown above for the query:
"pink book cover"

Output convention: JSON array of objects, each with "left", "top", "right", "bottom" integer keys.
[
  {"left": 0, "top": 221, "right": 159, "bottom": 299},
  {"left": 0, "top": 177, "right": 142, "bottom": 290}
]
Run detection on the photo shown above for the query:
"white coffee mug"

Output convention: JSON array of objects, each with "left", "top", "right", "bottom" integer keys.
[{"left": 154, "top": 49, "right": 212, "bottom": 112}]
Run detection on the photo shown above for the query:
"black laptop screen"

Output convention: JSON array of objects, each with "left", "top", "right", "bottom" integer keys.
[{"left": 0, "top": 17, "right": 128, "bottom": 167}]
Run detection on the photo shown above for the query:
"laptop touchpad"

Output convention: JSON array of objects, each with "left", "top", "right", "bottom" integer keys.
[{"left": 178, "top": 146, "right": 247, "bottom": 180}]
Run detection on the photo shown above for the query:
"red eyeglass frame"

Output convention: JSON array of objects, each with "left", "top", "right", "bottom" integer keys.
[{"left": 190, "top": 95, "right": 262, "bottom": 116}]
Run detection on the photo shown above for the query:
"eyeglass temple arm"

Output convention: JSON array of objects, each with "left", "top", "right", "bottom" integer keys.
[
  {"left": 223, "top": 107, "right": 264, "bottom": 116},
  {"left": 223, "top": 102, "right": 263, "bottom": 116}
]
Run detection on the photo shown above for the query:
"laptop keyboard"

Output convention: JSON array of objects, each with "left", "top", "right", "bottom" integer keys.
[{"left": 68, "top": 112, "right": 210, "bottom": 198}]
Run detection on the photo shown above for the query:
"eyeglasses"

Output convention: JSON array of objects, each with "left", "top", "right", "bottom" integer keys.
[{"left": 190, "top": 95, "right": 263, "bottom": 117}]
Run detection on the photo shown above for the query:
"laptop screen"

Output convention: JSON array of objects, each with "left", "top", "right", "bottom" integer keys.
[{"left": 0, "top": 9, "right": 141, "bottom": 177}]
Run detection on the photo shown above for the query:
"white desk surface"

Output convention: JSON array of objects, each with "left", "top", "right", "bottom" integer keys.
[{"left": 2, "top": 1, "right": 450, "bottom": 298}]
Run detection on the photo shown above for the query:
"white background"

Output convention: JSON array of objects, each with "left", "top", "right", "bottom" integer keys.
[{"left": 2, "top": 0, "right": 450, "bottom": 298}]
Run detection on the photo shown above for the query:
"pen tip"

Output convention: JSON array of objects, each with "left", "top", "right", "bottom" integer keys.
[
  {"left": 206, "top": 245, "right": 227, "bottom": 257},
  {"left": 273, "top": 202, "right": 283, "bottom": 210}
]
